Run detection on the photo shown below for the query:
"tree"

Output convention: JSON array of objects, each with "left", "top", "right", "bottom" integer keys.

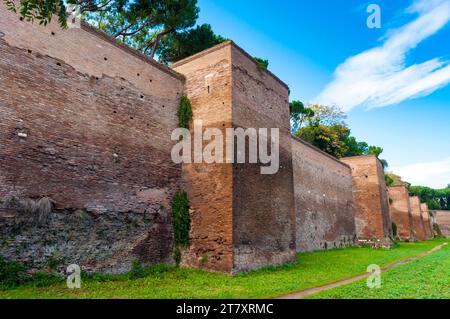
[
  {"left": 294, "top": 104, "right": 386, "bottom": 160},
  {"left": 408, "top": 185, "right": 450, "bottom": 210},
  {"left": 5, "top": 0, "right": 200, "bottom": 59},
  {"left": 3, "top": 0, "right": 123, "bottom": 28},
  {"left": 289, "top": 100, "right": 315, "bottom": 133},
  {"left": 157, "top": 24, "right": 225, "bottom": 64}
]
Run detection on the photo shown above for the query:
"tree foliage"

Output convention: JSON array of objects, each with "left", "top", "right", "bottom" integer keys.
[
  {"left": 289, "top": 100, "right": 315, "bottom": 133},
  {"left": 5, "top": 0, "right": 202, "bottom": 59},
  {"left": 157, "top": 24, "right": 226, "bottom": 64},
  {"left": 254, "top": 57, "right": 269, "bottom": 70},
  {"left": 292, "top": 104, "right": 387, "bottom": 162},
  {"left": 409, "top": 185, "right": 450, "bottom": 210}
]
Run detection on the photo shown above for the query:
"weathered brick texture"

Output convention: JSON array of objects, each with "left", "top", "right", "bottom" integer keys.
[
  {"left": 420, "top": 203, "right": 433, "bottom": 239},
  {"left": 432, "top": 210, "right": 450, "bottom": 237},
  {"left": 340, "top": 155, "right": 393, "bottom": 247},
  {"left": 409, "top": 197, "right": 427, "bottom": 241},
  {"left": 388, "top": 186, "right": 415, "bottom": 241},
  {"left": 291, "top": 137, "right": 356, "bottom": 252},
  {"left": 173, "top": 42, "right": 296, "bottom": 273},
  {"left": 0, "top": 6, "right": 184, "bottom": 273}
]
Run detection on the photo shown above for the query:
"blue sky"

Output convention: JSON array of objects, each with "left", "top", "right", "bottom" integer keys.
[{"left": 197, "top": 0, "right": 450, "bottom": 188}]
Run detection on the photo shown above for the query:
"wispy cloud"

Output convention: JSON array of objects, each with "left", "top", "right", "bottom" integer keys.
[
  {"left": 391, "top": 157, "right": 450, "bottom": 188},
  {"left": 315, "top": 0, "right": 450, "bottom": 111}
]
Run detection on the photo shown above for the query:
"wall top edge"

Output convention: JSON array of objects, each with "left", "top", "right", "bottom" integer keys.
[
  {"left": 80, "top": 21, "right": 185, "bottom": 82},
  {"left": 171, "top": 40, "right": 290, "bottom": 91},
  {"left": 291, "top": 135, "right": 352, "bottom": 170}
]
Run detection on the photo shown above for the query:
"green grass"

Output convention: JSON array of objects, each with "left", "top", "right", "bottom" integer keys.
[
  {"left": 306, "top": 241, "right": 450, "bottom": 299},
  {"left": 0, "top": 239, "right": 447, "bottom": 299}
]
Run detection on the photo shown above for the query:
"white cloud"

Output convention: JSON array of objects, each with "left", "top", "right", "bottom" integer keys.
[
  {"left": 391, "top": 157, "right": 450, "bottom": 188},
  {"left": 315, "top": 0, "right": 450, "bottom": 111}
]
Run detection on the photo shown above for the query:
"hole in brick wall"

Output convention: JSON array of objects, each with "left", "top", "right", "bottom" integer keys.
[
  {"left": 95, "top": 77, "right": 99, "bottom": 80},
  {"left": 149, "top": 79, "right": 153, "bottom": 82},
  {"left": 28, "top": 49, "right": 32, "bottom": 54},
  {"left": 121, "top": 87, "right": 124, "bottom": 90},
  {"left": 207, "top": 86, "right": 210, "bottom": 93},
  {"left": 162, "top": 105, "right": 165, "bottom": 108},
  {"left": 137, "top": 73, "right": 140, "bottom": 76},
  {"left": 130, "top": 116, "right": 134, "bottom": 120},
  {"left": 56, "top": 62, "right": 61, "bottom": 66},
  {"left": 140, "top": 95, "right": 144, "bottom": 99},
  {"left": 51, "top": 32, "right": 55, "bottom": 36},
  {"left": 19, "top": 17, "right": 23, "bottom": 21},
  {"left": 113, "top": 111, "right": 117, "bottom": 114},
  {"left": 104, "top": 57, "right": 108, "bottom": 61}
]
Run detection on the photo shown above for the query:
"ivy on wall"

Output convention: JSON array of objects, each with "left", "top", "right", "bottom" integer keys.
[
  {"left": 172, "top": 191, "right": 191, "bottom": 247},
  {"left": 178, "top": 95, "right": 193, "bottom": 129}
]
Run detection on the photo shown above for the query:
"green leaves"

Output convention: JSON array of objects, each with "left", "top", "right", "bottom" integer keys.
[
  {"left": 254, "top": 57, "right": 269, "bottom": 70},
  {"left": 177, "top": 95, "right": 193, "bottom": 129},
  {"left": 157, "top": 24, "right": 225, "bottom": 64},
  {"left": 172, "top": 191, "right": 190, "bottom": 247}
]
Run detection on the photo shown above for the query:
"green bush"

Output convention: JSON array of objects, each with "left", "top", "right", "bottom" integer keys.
[
  {"left": 0, "top": 256, "right": 29, "bottom": 288},
  {"left": 254, "top": 57, "right": 269, "bottom": 70},
  {"left": 173, "top": 248, "right": 182, "bottom": 267},
  {"left": 178, "top": 95, "right": 193, "bottom": 129},
  {"left": 0, "top": 256, "right": 63, "bottom": 289},
  {"left": 172, "top": 192, "right": 191, "bottom": 247},
  {"left": 129, "top": 259, "right": 146, "bottom": 279}
]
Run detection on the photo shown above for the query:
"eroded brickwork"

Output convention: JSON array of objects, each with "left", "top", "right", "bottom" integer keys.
[
  {"left": 340, "top": 155, "right": 393, "bottom": 247},
  {"left": 173, "top": 42, "right": 296, "bottom": 273},
  {"left": 172, "top": 43, "right": 234, "bottom": 272},
  {"left": 410, "top": 197, "right": 426, "bottom": 241},
  {"left": 388, "top": 186, "right": 415, "bottom": 241},
  {"left": 432, "top": 210, "right": 450, "bottom": 237},
  {"left": 291, "top": 137, "right": 356, "bottom": 252},
  {"left": 230, "top": 45, "right": 296, "bottom": 272},
  {"left": 420, "top": 203, "right": 433, "bottom": 239},
  {"left": 0, "top": 7, "right": 184, "bottom": 273}
]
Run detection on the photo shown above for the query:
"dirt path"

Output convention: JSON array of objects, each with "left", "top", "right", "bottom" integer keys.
[{"left": 276, "top": 242, "right": 448, "bottom": 299}]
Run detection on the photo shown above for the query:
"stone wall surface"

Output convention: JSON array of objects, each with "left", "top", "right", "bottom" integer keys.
[
  {"left": 432, "top": 211, "right": 450, "bottom": 237},
  {"left": 340, "top": 155, "right": 393, "bottom": 247},
  {"left": 388, "top": 186, "right": 415, "bottom": 241},
  {"left": 410, "top": 197, "right": 426, "bottom": 241},
  {"left": 291, "top": 137, "right": 356, "bottom": 252},
  {"left": 173, "top": 42, "right": 296, "bottom": 273},
  {"left": 172, "top": 43, "right": 234, "bottom": 273},
  {"left": 420, "top": 203, "right": 433, "bottom": 239},
  {"left": 0, "top": 6, "right": 184, "bottom": 273},
  {"left": 230, "top": 44, "right": 296, "bottom": 272}
]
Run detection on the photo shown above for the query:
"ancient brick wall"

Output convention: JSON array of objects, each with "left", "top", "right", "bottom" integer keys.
[
  {"left": 230, "top": 44, "right": 296, "bottom": 272},
  {"left": 388, "top": 186, "right": 415, "bottom": 241},
  {"left": 409, "top": 197, "right": 426, "bottom": 241},
  {"left": 340, "top": 155, "right": 393, "bottom": 247},
  {"left": 420, "top": 204, "right": 433, "bottom": 239},
  {"left": 173, "top": 41, "right": 296, "bottom": 273},
  {"left": 172, "top": 42, "right": 234, "bottom": 272},
  {"left": 432, "top": 210, "right": 450, "bottom": 237},
  {"left": 291, "top": 137, "right": 356, "bottom": 252},
  {"left": 0, "top": 6, "right": 184, "bottom": 273}
]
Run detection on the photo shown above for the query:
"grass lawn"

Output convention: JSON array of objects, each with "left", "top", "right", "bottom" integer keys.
[
  {"left": 0, "top": 239, "right": 448, "bottom": 299},
  {"left": 306, "top": 241, "right": 450, "bottom": 299}
]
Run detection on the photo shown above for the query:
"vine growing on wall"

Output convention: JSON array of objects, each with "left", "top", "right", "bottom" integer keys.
[
  {"left": 178, "top": 95, "right": 193, "bottom": 129},
  {"left": 171, "top": 191, "right": 191, "bottom": 265}
]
